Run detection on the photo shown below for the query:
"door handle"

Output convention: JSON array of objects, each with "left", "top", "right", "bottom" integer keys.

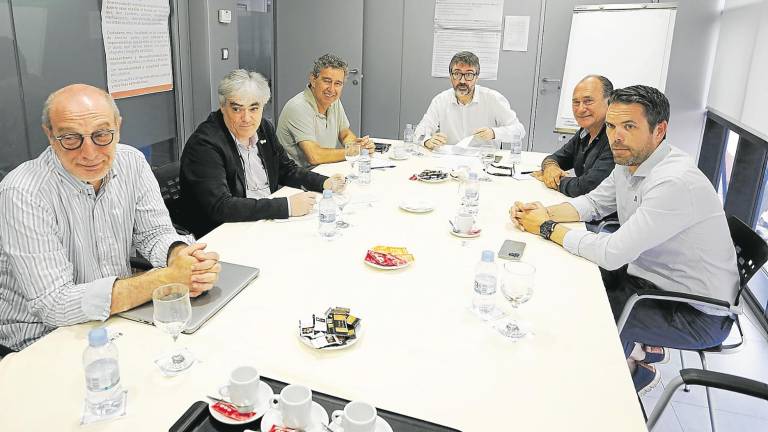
[
  {"left": 541, "top": 78, "right": 561, "bottom": 83},
  {"left": 349, "top": 68, "right": 360, "bottom": 74}
]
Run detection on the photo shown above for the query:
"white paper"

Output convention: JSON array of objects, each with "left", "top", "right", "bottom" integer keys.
[
  {"left": 455, "top": 135, "right": 474, "bottom": 149},
  {"left": 503, "top": 16, "right": 530, "bottom": 51},
  {"left": 102, "top": 0, "right": 173, "bottom": 99},
  {"left": 431, "top": 29, "right": 501, "bottom": 80},
  {"left": 434, "top": 0, "right": 504, "bottom": 30}
]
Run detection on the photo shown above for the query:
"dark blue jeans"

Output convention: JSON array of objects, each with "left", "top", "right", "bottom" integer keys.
[{"left": 601, "top": 267, "right": 734, "bottom": 357}]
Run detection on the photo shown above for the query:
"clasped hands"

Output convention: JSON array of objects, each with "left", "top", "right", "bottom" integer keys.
[
  {"left": 531, "top": 162, "right": 566, "bottom": 190},
  {"left": 168, "top": 243, "right": 221, "bottom": 297},
  {"left": 509, "top": 201, "right": 549, "bottom": 234}
]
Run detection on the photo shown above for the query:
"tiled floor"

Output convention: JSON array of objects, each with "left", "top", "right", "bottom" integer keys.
[{"left": 642, "top": 312, "right": 768, "bottom": 431}]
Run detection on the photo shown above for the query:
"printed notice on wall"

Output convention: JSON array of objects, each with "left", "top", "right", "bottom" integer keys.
[
  {"left": 102, "top": 0, "right": 173, "bottom": 99},
  {"left": 503, "top": 16, "right": 530, "bottom": 51}
]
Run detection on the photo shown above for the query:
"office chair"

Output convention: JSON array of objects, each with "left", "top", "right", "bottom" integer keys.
[
  {"left": 647, "top": 369, "right": 768, "bottom": 430},
  {"left": 617, "top": 215, "right": 768, "bottom": 432},
  {"left": 131, "top": 161, "right": 191, "bottom": 271}
]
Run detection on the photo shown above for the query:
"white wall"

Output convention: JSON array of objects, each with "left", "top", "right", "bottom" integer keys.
[{"left": 708, "top": 0, "right": 768, "bottom": 138}]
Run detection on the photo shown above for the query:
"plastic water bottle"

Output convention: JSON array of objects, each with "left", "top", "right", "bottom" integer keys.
[
  {"left": 83, "top": 327, "right": 123, "bottom": 417},
  {"left": 510, "top": 132, "right": 523, "bottom": 174},
  {"left": 358, "top": 149, "right": 371, "bottom": 185},
  {"left": 403, "top": 123, "right": 415, "bottom": 154},
  {"left": 318, "top": 189, "right": 337, "bottom": 240},
  {"left": 473, "top": 250, "right": 499, "bottom": 320},
  {"left": 460, "top": 171, "right": 480, "bottom": 215}
]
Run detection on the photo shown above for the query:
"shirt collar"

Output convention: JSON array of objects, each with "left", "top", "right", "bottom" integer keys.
[
  {"left": 230, "top": 132, "right": 259, "bottom": 150},
  {"left": 633, "top": 141, "right": 671, "bottom": 178},
  {"left": 48, "top": 146, "right": 115, "bottom": 194},
  {"left": 303, "top": 85, "right": 327, "bottom": 118}
]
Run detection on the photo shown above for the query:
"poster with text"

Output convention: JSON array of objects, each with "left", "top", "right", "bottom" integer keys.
[{"left": 102, "top": 0, "right": 173, "bottom": 99}]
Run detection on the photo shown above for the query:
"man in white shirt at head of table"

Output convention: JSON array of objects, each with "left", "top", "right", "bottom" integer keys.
[{"left": 414, "top": 50, "right": 526, "bottom": 151}]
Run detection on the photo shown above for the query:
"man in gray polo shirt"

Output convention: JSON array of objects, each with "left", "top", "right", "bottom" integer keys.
[{"left": 277, "top": 53, "right": 374, "bottom": 168}]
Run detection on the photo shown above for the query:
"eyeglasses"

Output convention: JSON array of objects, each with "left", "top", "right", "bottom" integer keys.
[
  {"left": 450, "top": 71, "right": 477, "bottom": 81},
  {"left": 54, "top": 129, "right": 116, "bottom": 150}
]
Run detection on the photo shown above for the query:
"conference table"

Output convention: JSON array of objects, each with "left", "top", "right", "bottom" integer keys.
[{"left": 0, "top": 148, "right": 647, "bottom": 431}]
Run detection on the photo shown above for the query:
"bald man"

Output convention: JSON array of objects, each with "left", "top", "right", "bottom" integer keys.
[{"left": 0, "top": 84, "right": 221, "bottom": 353}]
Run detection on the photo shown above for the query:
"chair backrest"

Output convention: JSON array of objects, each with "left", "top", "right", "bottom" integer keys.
[
  {"left": 728, "top": 215, "right": 768, "bottom": 300},
  {"left": 151, "top": 162, "right": 186, "bottom": 231}
]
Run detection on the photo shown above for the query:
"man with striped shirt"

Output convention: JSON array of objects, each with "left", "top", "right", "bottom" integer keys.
[{"left": 0, "top": 84, "right": 221, "bottom": 353}]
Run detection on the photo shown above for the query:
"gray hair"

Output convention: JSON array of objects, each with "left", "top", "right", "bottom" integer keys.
[
  {"left": 41, "top": 88, "right": 120, "bottom": 129},
  {"left": 218, "top": 69, "right": 271, "bottom": 106},
  {"left": 609, "top": 85, "right": 670, "bottom": 131},
  {"left": 311, "top": 53, "right": 348, "bottom": 78},
  {"left": 579, "top": 75, "right": 614, "bottom": 99},
  {"left": 449, "top": 51, "right": 480, "bottom": 74}
]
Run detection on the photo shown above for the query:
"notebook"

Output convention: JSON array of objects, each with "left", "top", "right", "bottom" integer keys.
[{"left": 119, "top": 261, "right": 260, "bottom": 334}]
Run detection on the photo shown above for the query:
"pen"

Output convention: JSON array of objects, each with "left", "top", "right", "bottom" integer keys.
[{"left": 371, "top": 165, "right": 396, "bottom": 170}]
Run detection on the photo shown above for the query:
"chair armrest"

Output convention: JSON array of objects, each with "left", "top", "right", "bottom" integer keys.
[
  {"left": 596, "top": 220, "right": 620, "bottom": 233},
  {"left": 680, "top": 368, "right": 768, "bottom": 401},
  {"left": 617, "top": 290, "right": 735, "bottom": 332}
]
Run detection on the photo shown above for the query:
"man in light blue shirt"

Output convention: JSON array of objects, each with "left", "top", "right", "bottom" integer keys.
[
  {"left": 0, "top": 84, "right": 221, "bottom": 352},
  {"left": 509, "top": 85, "right": 738, "bottom": 395}
]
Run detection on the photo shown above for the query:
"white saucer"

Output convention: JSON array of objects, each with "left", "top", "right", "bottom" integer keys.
[
  {"left": 399, "top": 199, "right": 434, "bottom": 213},
  {"left": 330, "top": 416, "right": 394, "bottom": 432},
  {"left": 208, "top": 381, "right": 274, "bottom": 425},
  {"left": 261, "top": 401, "right": 329, "bottom": 432},
  {"left": 388, "top": 153, "right": 409, "bottom": 161},
  {"left": 449, "top": 227, "right": 481, "bottom": 238},
  {"left": 364, "top": 259, "right": 412, "bottom": 270},
  {"left": 298, "top": 322, "right": 363, "bottom": 351}
]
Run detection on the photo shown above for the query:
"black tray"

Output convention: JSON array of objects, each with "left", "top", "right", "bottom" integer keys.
[{"left": 169, "top": 376, "right": 461, "bottom": 432}]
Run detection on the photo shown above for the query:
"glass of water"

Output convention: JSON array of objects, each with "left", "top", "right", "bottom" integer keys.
[
  {"left": 152, "top": 283, "right": 194, "bottom": 375},
  {"left": 478, "top": 139, "right": 497, "bottom": 181},
  {"left": 497, "top": 262, "right": 536, "bottom": 339},
  {"left": 345, "top": 142, "right": 361, "bottom": 180},
  {"left": 332, "top": 177, "right": 351, "bottom": 228}
]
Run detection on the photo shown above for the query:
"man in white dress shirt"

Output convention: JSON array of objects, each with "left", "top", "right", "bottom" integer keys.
[
  {"left": 509, "top": 85, "right": 738, "bottom": 395},
  {"left": 414, "top": 51, "right": 525, "bottom": 150}
]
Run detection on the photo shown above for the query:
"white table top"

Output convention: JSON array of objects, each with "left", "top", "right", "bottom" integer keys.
[{"left": 0, "top": 151, "right": 646, "bottom": 431}]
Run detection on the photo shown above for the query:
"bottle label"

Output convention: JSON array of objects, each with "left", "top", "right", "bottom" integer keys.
[{"left": 319, "top": 212, "right": 336, "bottom": 223}]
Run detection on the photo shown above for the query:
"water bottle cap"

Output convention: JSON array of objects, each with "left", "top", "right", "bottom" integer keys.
[
  {"left": 469, "top": 172, "right": 478, "bottom": 180},
  {"left": 323, "top": 189, "right": 333, "bottom": 198},
  {"left": 481, "top": 250, "right": 494, "bottom": 262},
  {"left": 88, "top": 327, "right": 108, "bottom": 347}
]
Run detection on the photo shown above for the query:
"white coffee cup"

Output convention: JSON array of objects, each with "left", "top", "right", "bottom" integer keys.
[
  {"left": 270, "top": 384, "right": 313, "bottom": 429},
  {"left": 331, "top": 400, "right": 377, "bottom": 432},
  {"left": 219, "top": 365, "right": 261, "bottom": 413},
  {"left": 453, "top": 213, "right": 474, "bottom": 234}
]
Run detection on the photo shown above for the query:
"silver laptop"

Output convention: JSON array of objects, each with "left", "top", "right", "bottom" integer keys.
[{"left": 119, "top": 261, "right": 260, "bottom": 334}]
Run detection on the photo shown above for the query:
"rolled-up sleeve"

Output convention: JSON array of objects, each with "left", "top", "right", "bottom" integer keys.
[
  {"left": 563, "top": 176, "right": 694, "bottom": 270},
  {"left": 0, "top": 188, "right": 114, "bottom": 326},
  {"left": 132, "top": 158, "right": 190, "bottom": 268}
]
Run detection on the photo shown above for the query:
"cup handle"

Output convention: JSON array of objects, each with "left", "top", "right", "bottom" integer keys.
[
  {"left": 219, "top": 385, "right": 230, "bottom": 399},
  {"left": 331, "top": 410, "right": 343, "bottom": 424},
  {"left": 269, "top": 396, "right": 280, "bottom": 411}
]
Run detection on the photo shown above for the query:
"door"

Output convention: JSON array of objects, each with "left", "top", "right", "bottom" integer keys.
[
  {"left": 237, "top": 0, "right": 275, "bottom": 122},
  {"left": 530, "top": 0, "right": 638, "bottom": 154},
  {"left": 274, "top": 0, "right": 364, "bottom": 133}
]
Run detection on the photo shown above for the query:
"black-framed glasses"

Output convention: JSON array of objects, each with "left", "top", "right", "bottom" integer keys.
[
  {"left": 54, "top": 129, "right": 116, "bottom": 150},
  {"left": 450, "top": 71, "right": 477, "bottom": 81}
]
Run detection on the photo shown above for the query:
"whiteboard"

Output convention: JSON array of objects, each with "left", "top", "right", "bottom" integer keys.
[{"left": 555, "top": 4, "right": 677, "bottom": 133}]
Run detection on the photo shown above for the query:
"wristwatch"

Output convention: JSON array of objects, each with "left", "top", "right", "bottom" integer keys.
[{"left": 540, "top": 220, "right": 559, "bottom": 240}]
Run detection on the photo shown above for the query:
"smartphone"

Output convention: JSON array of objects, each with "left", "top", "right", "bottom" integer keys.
[{"left": 498, "top": 239, "right": 526, "bottom": 261}]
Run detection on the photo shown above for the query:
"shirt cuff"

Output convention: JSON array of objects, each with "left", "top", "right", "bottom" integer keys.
[
  {"left": 285, "top": 196, "right": 292, "bottom": 217},
  {"left": 81, "top": 276, "right": 118, "bottom": 321},
  {"left": 151, "top": 235, "right": 192, "bottom": 268},
  {"left": 563, "top": 229, "right": 591, "bottom": 256},
  {"left": 568, "top": 195, "right": 595, "bottom": 221}
]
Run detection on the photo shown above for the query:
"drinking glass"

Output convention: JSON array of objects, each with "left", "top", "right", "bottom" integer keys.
[
  {"left": 497, "top": 262, "right": 536, "bottom": 339},
  {"left": 152, "top": 283, "right": 194, "bottom": 375},
  {"left": 332, "top": 178, "right": 351, "bottom": 228},
  {"left": 478, "top": 140, "right": 497, "bottom": 181},
  {"left": 344, "top": 142, "right": 361, "bottom": 180}
]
